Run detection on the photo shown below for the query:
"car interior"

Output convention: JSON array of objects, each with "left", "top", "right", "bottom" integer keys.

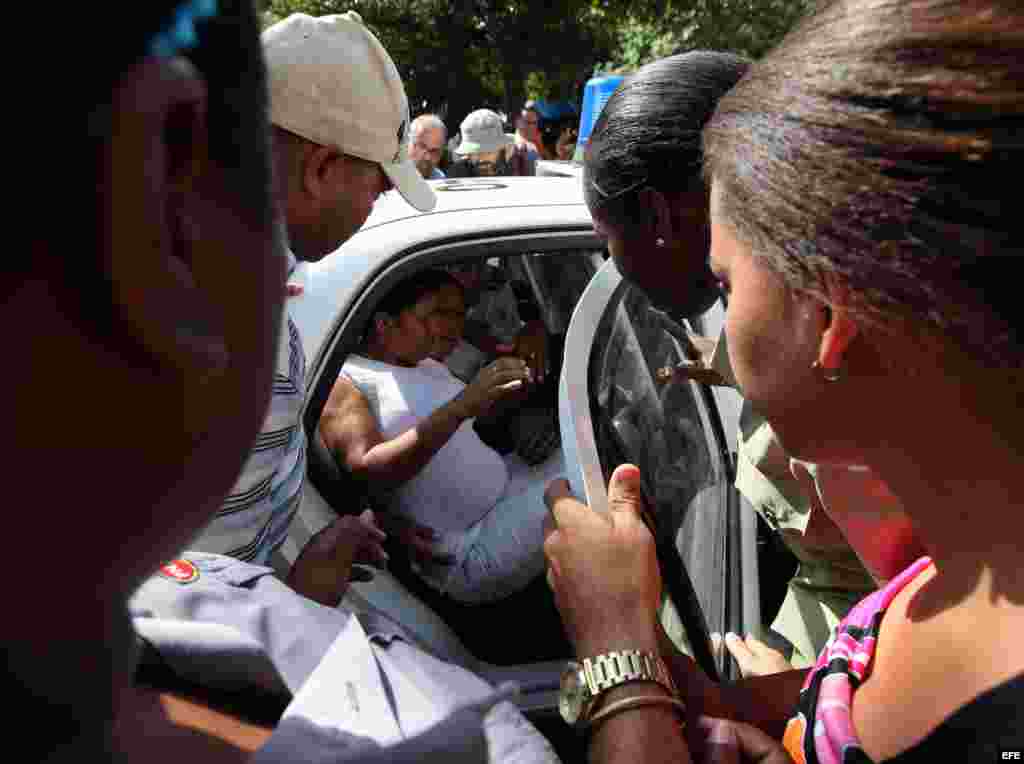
[
  {"left": 289, "top": 245, "right": 602, "bottom": 756},
  {"left": 286, "top": 242, "right": 788, "bottom": 756}
]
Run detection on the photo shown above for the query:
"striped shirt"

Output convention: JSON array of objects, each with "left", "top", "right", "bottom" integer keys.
[{"left": 191, "top": 263, "right": 307, "bottom": 565}]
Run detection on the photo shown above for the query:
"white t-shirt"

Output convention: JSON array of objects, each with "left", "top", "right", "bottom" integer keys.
[{"left": 342, "top": 355, "right": 508, "bottom": 533}]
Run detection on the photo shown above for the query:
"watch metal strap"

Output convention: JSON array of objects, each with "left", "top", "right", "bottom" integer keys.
[{"left": 582, "top": 650, "right": 675, "bottom": 696}]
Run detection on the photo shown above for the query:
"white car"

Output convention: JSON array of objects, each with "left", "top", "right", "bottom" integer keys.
[{"left": 281, "top": 176, "right": 760, "bottom": 751}]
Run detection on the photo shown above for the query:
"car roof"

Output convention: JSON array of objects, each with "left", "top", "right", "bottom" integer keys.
[
  {"left": 362, "top": 175, "right": 588, "bottom": 232},
  {"left": 290, "top": 176, "right": 596, "bottom": 364}
]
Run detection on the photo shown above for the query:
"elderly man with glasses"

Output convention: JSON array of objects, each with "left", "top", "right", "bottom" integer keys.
[{"left": 409, "top": 113, "right": 448, "bottom": 179}]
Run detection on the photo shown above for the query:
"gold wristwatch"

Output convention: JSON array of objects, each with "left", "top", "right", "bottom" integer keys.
[{"left": 558, "top": 649, "right": 677, "bottom": 726}]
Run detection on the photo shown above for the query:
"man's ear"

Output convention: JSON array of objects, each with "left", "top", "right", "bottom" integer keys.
[
  {"left": 302, "top": 142, "right": 345, "bottom": 204},
  {"left": 818, "top": 272, "right": 859, "bottom": 374},
  {"left": 103, "top": 55, "right": 230, "bottom": 380}
]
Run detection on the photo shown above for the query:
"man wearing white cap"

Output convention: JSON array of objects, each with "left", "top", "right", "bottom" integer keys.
[
  {"left": 148, "top": 12, "right": 560, "bottom": 764},
  {"left": 191, "top": 12, "right": 436, "bottom": 602},
  {"left": 449, "top": 109, "right": 532, "bottom": 177}
]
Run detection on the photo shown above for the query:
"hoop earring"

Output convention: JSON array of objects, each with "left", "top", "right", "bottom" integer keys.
[{"left": 812, "top": 360, "right": 842, "bottom": 382}]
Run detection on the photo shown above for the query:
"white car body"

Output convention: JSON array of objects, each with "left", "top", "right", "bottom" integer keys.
[{"left": 280, "top": 176, "right": 757, "bottom": 728}]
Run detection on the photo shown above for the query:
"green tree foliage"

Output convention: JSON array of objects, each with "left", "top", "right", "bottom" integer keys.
[
  {"left": 259, "top": 0, "right": 814, "bottom": 135},
  {"left": 595, "top": 0, "right": 817, "bottom": 74}
]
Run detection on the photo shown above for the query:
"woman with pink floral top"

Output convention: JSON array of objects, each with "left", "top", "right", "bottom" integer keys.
[{"left": 541, "top": 1, "right": 1024, "bottom": 762}]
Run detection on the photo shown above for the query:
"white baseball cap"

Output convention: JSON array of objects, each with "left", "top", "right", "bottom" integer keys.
[
  {"left": 455, "top": 109, "right": 514, "bottom": 155},
  {"left": 262, "top": 12, "right": 436, "bottom": 212}
]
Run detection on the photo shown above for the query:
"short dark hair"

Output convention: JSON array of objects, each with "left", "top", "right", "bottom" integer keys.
[
  {"left": 367, "top": 269, "right": 464, "bottom": 341},
  {"left": 584, "top": 51, "right": 750, "bottom": 234},
  {"left": 704, "top": 0, "right": 1024, "bottom": 368}
]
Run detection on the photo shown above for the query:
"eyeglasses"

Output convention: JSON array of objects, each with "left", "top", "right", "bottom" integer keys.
[{"left": 414, "top": 140, "right": 443, "bottom": 158}]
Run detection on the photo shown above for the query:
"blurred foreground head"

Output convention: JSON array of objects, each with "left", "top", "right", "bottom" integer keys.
[{"left": 10, "top": 0, "right": 282, "bottom": 756}]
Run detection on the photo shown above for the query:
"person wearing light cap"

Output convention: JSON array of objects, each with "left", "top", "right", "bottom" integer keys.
[
  {"left": 87, "top": 8, "right": 559, "bottom": 764},
  {"left": 190, "top": 11, "right": 438, "bottom": 604},
  {"left": 448, "top": 109, "right": 532, "bottom": 178},
  {"left": 266, "top": 11, "right": 435, "bottom": 227}
]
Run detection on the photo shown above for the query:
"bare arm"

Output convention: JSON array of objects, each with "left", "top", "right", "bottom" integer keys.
[
  {"left": 109, "top": 686, "right": 265, "bottom": 764},
  {"left": 544, "top": 467, "right": 693, "bottom": 764},
  {"left": 577, "top": 625, "right": 805, "bottom": 764},
  {"left": 657, "top": 622, "right": 807, "bottom": 740},
  {"left": 544, "top": 467, "right": 806, "bottom": 764},
  {"left": 319, "top": 358, "right": 532, "bottom": 487},
  {"left": 587, "top": 683, "right": 692, "bottom": 764},
  {"left": 319, "top": 376, "right": 470, "bottom": 486}
]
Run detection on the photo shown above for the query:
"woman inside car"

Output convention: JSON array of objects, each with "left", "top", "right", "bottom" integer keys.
[
  {"left": 544, "top": 1, "right": 1023, "bottom": 761},
  {"left": 319, "top": 269, "right": 562, "bottom": 605}
]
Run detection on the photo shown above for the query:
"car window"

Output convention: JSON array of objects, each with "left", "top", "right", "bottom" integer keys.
[
  {"left": 588, "top": 282, "right": 739, "bottom": 677},
  {"left": 510, "top": 250, "right": 605, "bottom": 335},
  {"left": 443, "top": 250, "right": 601, "bottom": 384}
]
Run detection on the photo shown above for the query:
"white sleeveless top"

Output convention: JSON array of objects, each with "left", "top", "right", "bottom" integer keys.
[{"left": 341, "top": 355, "right": 508, "bottom": 532}]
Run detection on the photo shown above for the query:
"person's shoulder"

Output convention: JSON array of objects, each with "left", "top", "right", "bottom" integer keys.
[
  {"left": 419, "top": 357, "right": 453, "bottom": 377},
  {"left": 338, "top": 354, "right": 384, "bottom": 390},
  {"left": 885, "top": 673, "right": 1024, "bottom": 763},
  {"left": 342, "top": 353, "right": 381, "bottom": 373}
]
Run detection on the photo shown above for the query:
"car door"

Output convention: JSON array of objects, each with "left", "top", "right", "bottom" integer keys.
[{"left": 559, "top": 258, "right": 759, "bottom": 681}]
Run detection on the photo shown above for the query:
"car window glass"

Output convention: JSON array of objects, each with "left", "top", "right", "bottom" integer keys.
[
  {"left": 589, "top": 283, "right": 733, "bottom": 672},
  {"left": 508, "top": 250, "right": 604, "bottom": 335}
]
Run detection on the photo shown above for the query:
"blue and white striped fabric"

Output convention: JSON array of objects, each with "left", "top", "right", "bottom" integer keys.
[{"left": 191, "top": 270, "right": 308, "bottom": 565}]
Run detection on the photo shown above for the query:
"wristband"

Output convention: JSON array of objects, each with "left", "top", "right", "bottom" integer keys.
[{"left": 585, "top": 693, "right": 687, "bottom": 732}]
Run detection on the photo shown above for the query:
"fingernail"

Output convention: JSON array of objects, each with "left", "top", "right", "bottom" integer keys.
[{"left": 725, "top": 632, "right": 738, "bottom": 642}]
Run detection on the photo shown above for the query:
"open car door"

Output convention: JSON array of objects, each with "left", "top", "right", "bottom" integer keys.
[{"left": 559, "top": 258, "right": 759, "bottom": 681}]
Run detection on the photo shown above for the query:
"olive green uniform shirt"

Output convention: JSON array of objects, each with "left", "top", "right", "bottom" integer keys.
[
  {"left": 713, "top": 327, "right": 875, "bottom": 667},
  {"left": 736, "top": 405, "right": 875, "bottom": 666}
]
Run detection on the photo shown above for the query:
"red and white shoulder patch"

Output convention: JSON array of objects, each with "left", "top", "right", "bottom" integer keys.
[{"left": 158, "top": 559, "right": 200, "bottom": 585}]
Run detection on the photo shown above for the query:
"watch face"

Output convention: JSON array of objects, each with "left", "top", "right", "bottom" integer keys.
[{"left": 559, "top": 662, "right": 587, "bottom": 724}]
